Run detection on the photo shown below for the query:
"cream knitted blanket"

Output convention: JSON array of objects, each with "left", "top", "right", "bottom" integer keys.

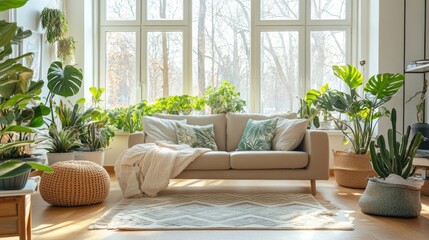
[{"left": 115, "top": 141, "right": 210, "bottom": 197}]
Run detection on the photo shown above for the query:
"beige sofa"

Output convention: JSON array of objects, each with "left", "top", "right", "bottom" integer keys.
[{"left": 128, "top": 113, "right": 329, "bottom": 195}]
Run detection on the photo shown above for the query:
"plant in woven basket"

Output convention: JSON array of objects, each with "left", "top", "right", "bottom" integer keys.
[
  {"left": 369, "top": 108, "right": 423, "bottom": 179},
  {"left": 359, "top": 108, "right": 424, "bottom": 218}
]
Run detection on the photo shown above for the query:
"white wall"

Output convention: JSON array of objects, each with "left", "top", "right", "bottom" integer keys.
[
  {"left": 14, "top": 0, "right": 61, "bottom": 99},
  {"left": 369, "top": 0, "right": 426, "bottom": 135}
]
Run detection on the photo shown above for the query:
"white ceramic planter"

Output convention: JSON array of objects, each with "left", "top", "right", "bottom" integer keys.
[
  {"left": 47, "top": 152, "right": 75, "bottom": 165},
  {"left": 75, "top": 151, "right": 105, "bottom": 166}
]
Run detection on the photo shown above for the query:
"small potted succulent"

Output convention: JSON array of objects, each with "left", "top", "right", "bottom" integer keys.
[
  {"left": 359, "top": 108, "right": 424, "bottom": 217},
  {"left": 44, "top": 125, "right": 80, "bottom": 165}
]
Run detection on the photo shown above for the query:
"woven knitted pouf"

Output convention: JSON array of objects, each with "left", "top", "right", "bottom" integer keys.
[{"left": 40, "top": 160, "right": 110, "bottom": 207}]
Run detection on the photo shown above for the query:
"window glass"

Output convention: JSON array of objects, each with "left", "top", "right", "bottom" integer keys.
[
  {"left": 192, "top": 0, "right": 250, "bottom": 103},
  {"left": 311, "top": 0, "right": 346, "bottom": 20},
  {"left": 310, "top": 30, "right": 346, "bottom": 90},
  {"left": 147, "top": 32, "right": 183, "bottom": 101},
  {"left": 106, "top": 0, "right": 136, "bottom": 21},
  {"left": 147, "top": 0, "right": 183, "bottom": 20},
  {"left": 260, "top": 0, "right": 300, "bottom": 20},
  {"left": 260, "top": 31, "right": 300, "bottom": 114},
  {"left": 105, "top": 32, "right": 137, "bottom": 108}
]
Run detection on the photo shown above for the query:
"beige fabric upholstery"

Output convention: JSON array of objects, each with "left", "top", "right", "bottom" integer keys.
[
  {"left": 186, "top": 151, "right": 230, "bottom": 170},
  {"left": 226, "top": 112, "right": 297, "bottom": 151},
  {"left": 128, "top": 132, "right": 145, "bottom": 148},
  {"left": 154, "top": 114, "right": 227, "bottom": 151},
  {"left": 229, "top": 151, "right": 308, "bottom": 169}
]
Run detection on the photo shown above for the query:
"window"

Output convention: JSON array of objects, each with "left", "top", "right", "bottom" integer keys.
[{"left": 99, "top": 0, "right": 353, "bottom": 112}]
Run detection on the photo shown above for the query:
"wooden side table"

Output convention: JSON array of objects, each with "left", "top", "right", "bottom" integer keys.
[{"left": 0, "top": 178, "right": 38, "bottom": 240}]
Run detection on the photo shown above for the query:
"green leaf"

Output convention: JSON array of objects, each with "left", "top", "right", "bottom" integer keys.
[
  {"left": 333, "top": 65, "right": 363, "bottom": 89},
  {"left": 0, "top": 141, "right": 33, "bottom": 151},
  {"left": 26, "top": 162, "right": 53, "bottom": 173},
  {"left": 364, "top": 73, "right": 404, "bottom": 100},
  {"left": 0, "top": 0, "right": 28, "bottom": 12},
  {"left": 47, "top": 61, "right": 83, "bottom": 97},
  {"left": 0, "top": 20, "right": 17, "bottom": 48},
  {"left": 76, "top": 98, "right": 86, "bottom": 105},
  {"left": 2, "top": 125, "right": 35, "bottom": 133}
]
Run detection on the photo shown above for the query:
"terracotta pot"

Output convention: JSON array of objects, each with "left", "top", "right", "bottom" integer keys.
[{"left": 333, "top": 150, "right": 377, "bottom": 189}]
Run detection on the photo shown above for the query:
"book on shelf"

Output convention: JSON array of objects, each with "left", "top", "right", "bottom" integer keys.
[{"left": 407, "top": 59, "right": 429, "bottom": 70}]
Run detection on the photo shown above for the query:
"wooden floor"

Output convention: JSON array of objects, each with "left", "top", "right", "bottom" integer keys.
[{"left": 4, "top": 175, "right": 429, "bottom": 240}]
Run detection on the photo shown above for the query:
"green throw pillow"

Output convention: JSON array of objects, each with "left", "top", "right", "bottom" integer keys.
[
  {"left": 236, "top": 118, "right": 278, "bottom": 151},
  {"left": 175, "top": 123, "right": 218, "bottom": 150}
]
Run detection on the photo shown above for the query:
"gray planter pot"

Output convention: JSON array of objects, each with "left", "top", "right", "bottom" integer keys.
[
  {"left": 0, "top": 170, "right": 30, "bottom": 190},
  {"left": 359, "top": 178, "right": 422, "bottom": 217}
]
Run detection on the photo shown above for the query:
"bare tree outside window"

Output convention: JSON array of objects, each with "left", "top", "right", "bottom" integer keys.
[
  {"left": 105, "top": 32, "right": 137, "bottom": 108},
  {"left": 192, "top": 0, "right": 251, "bottom": 103},
  {"left": 106, "top": 0, "right": 136, "bottom": 21}
]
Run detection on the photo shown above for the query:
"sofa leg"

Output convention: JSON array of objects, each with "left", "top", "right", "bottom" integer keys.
[{"left": 310, "top": 180, "right": 316, "bottom": 195}]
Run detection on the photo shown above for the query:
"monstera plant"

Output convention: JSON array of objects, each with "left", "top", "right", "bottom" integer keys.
[{"left": 306, "top": 64, "right": 405, "bottom": 188}]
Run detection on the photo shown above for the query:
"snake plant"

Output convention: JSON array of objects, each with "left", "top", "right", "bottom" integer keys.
[{"left": 369, "top": 108, "right": 423, "bottom": 179}]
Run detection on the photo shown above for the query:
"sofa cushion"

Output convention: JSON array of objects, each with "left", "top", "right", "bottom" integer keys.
[
  {"left": 176, "top": 123, "right": 218, "bottom": 150},
  {"left": 226, "top": 112, "right": 297, "bottom": 151},
  {"left": 236, "top": 119, "right": 278, "bottom": 151},
  {"left": 154, "top": 114, "right": 227, "bottom": 151},
  {"left": 143, "top": 116, "right": 187, "bottom": 143},
  {"left": 185, "top": 151, "right": 230, "bottom": 170},
  {"left": 272, "top": 118, "right": 308, "bottom": 151},
  {"left": 229, "top": 151, "right": 308, "bottom": 169}
]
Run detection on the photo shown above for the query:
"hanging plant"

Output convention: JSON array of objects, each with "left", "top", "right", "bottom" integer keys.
[
  {"left": 57, "top": 37, "right": 76, "bottom": 62},
  {"left": 40, "top": 8, "right": 68, "bottom": 44}
]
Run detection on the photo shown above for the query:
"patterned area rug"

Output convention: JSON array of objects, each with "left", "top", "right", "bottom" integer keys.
[{"left": 90, "top": 193, "right": 353, "bottom": 230}]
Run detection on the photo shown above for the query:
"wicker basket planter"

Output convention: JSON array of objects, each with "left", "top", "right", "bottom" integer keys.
[
  {"left": 359, "top": 178, "right": 422, "bottom": 217},
  {"left": 333, "top": 151, "right": 377, "bottom": 189}
]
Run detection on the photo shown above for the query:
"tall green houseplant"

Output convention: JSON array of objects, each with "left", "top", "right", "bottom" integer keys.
[{"left": 306, "top": 64, "right": 405, "bottom": 188}]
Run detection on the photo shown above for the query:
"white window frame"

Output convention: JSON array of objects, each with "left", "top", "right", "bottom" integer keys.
[{"left": 98, "top": 0, "right": 358, "bottom": 112}]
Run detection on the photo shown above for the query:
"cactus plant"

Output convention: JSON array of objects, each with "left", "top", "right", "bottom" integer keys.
[{"left": 369, "top": 108, "right": 423, "bottom": 179}]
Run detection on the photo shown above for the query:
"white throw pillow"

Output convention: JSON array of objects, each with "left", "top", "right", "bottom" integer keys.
[
  {"left": 272, "top": 118, "right": 308, "bottom": 151},
  {"left": 143, "top": 116, "right": 187, "bottom": 143}
]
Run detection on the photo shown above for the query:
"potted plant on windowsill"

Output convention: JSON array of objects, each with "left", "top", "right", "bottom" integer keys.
[
  {"left": 406, "top": 78, "right": 429, "bottom": 149},
  {"left": 307, "top": 64, "right": 405, "bottom": 188},
  {"left": 203, "top": 80, "right": 246, "bottom": 114},
  {"left": 359, "top": 108, "right": 424, "bottom": 217}
]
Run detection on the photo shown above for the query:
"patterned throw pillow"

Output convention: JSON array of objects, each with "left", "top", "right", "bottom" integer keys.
[
  {"left": 175, "top": 123, "right": 218, "bottom": 150},
  {"left": 236, "top": 118, "right": 278, "bottom": 151}
]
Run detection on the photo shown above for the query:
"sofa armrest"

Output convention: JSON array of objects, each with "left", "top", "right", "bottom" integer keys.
[
  {"left": 128, "top": 132, "right": 145, "bottom": 148},
  {"left": 298, "top": 130, "right": 330, "bottom": 179}
]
